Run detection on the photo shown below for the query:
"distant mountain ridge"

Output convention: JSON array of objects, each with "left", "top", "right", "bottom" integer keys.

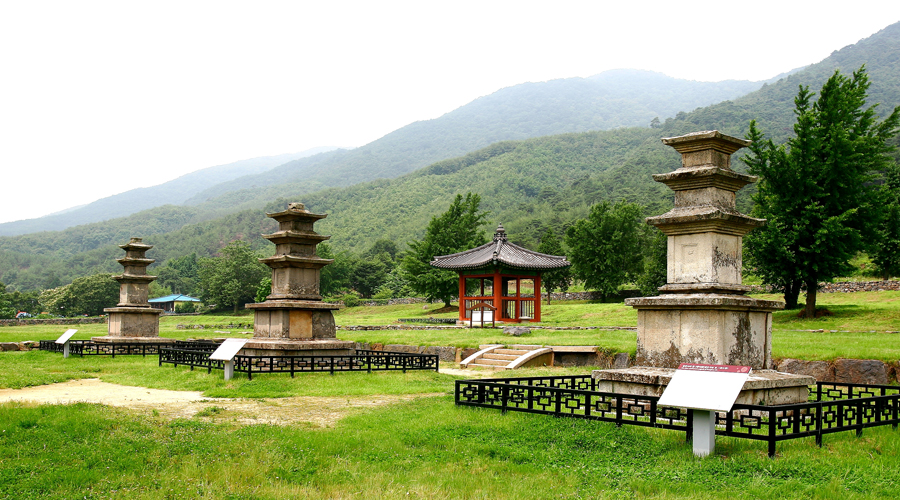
[
  {"left": 0, "top": 147, "right": 338, "bottom": 236},
  {"left": 183, "top": 69, "right": 767, "bottom": 206}
]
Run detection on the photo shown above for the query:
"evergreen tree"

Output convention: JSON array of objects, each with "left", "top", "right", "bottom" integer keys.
[
  {"left": 198, "top": 241, "right": 268, "bottom": 314},
  {"left": 564, "top": 200, "right": 643, "bottom": 299},
  {"left": 38, "top": 273, "right": 119, "bottom": 316},
  {"left": 0, "top": 282, "right": 15, "bottom": 319},
  {"left": 402, "top": 193, "right": 489, "bottom": 307},
  {"left": 537, "top": 228, "right": 571, "bottom": 304},
  {"left": 636, "top": 226, "right": 667, "bottom": 296},
  {"left": 872, "top": 163, "right": 900, "bottom": 280},
  {"left": 744, "top": 67, "right": 900, "bottom": 316}
]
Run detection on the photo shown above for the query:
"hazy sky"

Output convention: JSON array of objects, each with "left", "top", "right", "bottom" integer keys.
[{"left": 2, "top": 1, "right": 899, "bottom": 225}]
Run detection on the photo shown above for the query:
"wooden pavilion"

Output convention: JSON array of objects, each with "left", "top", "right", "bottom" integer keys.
[{"left": 430, "top": 224, "right": 570, "bottom": 323}]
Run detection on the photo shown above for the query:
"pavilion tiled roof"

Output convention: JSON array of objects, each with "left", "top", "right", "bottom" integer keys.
[{"left": 430, "top": 225, "right": 571, "bottom": 271}]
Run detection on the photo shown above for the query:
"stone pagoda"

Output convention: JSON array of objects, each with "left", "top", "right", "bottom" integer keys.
[
  {"left": 94, "top": 237, "right": 172, "bottom": 343},
  {"left": 593, "top": 131, "right": 814, "bottom": 405},
  {"left": 243, "top": 202, "right": 354, "bottom": 356}
]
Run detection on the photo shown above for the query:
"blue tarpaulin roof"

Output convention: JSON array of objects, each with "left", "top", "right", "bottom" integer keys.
[{"left": 148, "top": 294, "right": 201, "bottom": 303}]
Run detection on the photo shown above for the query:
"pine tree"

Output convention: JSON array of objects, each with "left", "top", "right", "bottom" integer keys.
[
  {"left": 402, "top": 193, "right": 488, "bottom": 307},
  {"left": 744, "top": 67, "right": 900, "bottom": 316}
]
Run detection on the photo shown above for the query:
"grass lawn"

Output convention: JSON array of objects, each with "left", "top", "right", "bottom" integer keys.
[
  {"left": 0, "top": 352, "right": 899, "bottom": 499},
  {"left": 1, "top": 291, "right": 899, "bottom": 498},
  {"left": 2, "top": 291, "right": 900, "bottom": 361}
]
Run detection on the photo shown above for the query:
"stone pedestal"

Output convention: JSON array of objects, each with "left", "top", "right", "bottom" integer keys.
[
  {"left": 593, "top": 367, "right": 815, "bottom": 406},
  {"left": 593, "top": 131, "right": 809, "bottom": 405},
  {"left": 244, "top": 203, "right": 354, "bottom": 356},
  {"left": 94, "top": 237, "right": 173, "bottom": 344}
]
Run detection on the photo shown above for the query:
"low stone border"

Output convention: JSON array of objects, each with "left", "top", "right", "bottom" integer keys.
[
  {"left": 750, "top": 280, "right": 900, "bottom": 294},
  {"left": 775, "top": 358, "right": 899, "bottom": 385},
  {"left": 0, "top": 317, "right": 107, "bottom": 327}
]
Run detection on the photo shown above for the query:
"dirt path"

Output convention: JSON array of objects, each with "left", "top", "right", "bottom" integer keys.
[{"left": 0, "top": 378, "right": 442, "bottom": 427}]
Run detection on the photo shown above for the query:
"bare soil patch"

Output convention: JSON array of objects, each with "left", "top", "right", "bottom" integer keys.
[{"left": 0, "top": 378, "right": 440, "bottom": 427}]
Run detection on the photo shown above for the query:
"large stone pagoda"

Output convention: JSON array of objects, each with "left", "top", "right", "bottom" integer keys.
[
  {"left": 243, "top": 202, "right": 354, "bottom": 356},
  {"left": 593, "top": 131, "right": 813, "bottom": 405},
  {"left": 94, "top": 237, "right": 172, "bottom": 343}
]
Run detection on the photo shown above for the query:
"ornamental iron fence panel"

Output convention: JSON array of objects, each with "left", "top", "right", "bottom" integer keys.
[
  {"left": 159, "top": 348, "right": 439, "bottom": 380},
  {"left": 455, "top": 377, "right": 899, "bottom": 457},
  {"left": 39, "top": 340, "right": 221, "bottom": 357}
]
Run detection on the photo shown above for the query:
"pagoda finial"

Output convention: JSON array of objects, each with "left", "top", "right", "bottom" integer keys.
[{"left": 493, "top": 224, "right": 507, "bottom": 241}]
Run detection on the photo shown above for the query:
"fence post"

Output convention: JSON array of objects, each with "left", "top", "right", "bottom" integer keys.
[
  {"left": 816, "top": 402, "right": 823, "bottom": 448},
  {"left": 767, "top": 408, "right": 777, "bottom": 458}
]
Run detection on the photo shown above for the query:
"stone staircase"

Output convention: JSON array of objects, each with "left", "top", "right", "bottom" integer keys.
[{"left": 460, "top": 344, "right": 554, "bottom": 370}]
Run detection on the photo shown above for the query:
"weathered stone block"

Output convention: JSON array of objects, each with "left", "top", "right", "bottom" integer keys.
[
  {"left": 0, "top": 342, "right": 19, "bottom": 352},
  {"left": 613, "top": 352, "right": 631, "bottom": 369},
  {"left": 503, "top": 326, "right": 530, "bottom": 337},
  {"left": 461, "top": 348, "right": 478, "bottom": 361},
  {"left": 423, "top": 346, "right": 456, "bottom": 361},
  {"left": 833, "top": 359, "right": 888, "bottom": 385},
  {"left": 385, "top": 344, "right": 422, "bottom": 354},
  {"left": 776, "top": 358, "right": 834, "bottom": 382}
]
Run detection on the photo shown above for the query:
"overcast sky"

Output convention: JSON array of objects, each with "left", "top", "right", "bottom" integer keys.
[{"left": 2, "top": 1, "right": 899, "bottom": 225}]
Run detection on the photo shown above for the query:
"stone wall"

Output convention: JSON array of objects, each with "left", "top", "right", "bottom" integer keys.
[
  {"left": 0, "top": 317, "right": 107, "bottom": 327},
  {"left": 776, "top": 358, "right": 898, "bottom": 385},
  {"left": 750, "top": 280, "right": 900, "bottom": 294}
]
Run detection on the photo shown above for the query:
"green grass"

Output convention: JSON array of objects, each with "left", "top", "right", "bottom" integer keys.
[
  {"left": 1, "top": 291, "right": 900, "bottom": 498},
  {"left": 0, "top": 350, "right": 457, "bottom": 395},
  {"left": 3, "top": 291, "right": 900, "bottom": 361},
  {"left": 1, "top": 396, "right": 898, "bottom": 499}
]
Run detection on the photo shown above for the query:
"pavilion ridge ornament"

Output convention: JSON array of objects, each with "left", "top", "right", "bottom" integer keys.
[
  {"left": 95, "top": 237, "right": 171, "bottom": 343},
  {"left": 243, "top": 202, "right": 354, "bottom": 355}
]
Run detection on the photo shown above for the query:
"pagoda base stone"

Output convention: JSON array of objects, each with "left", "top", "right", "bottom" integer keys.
[
  {"left": 593, "top": 367, "right": 815, "bottom": 405},
  {"left": 102, "top": 307, "right": 165, "bottom": 339},
  {"left": 91, "top": 336, "right": 177, "bottom": 344},
  {"left": 240, "top": 338, "right": 355, "bottom": 357},
  {"left": 626, "top": 293, "right": 784, "bottom": 369},
  {"left": 246, "top": 300, "right": 340, "bottom": 340}
]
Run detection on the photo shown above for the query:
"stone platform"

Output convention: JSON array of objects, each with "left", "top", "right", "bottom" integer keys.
[
  {"left": 91, "top": 336, "right": 176, "bottom": 343},
  {"left": 239, "top": 338, "right": 355, "bottom": 357},
  {"left": 593, "top": 366, "right": 815, "bottom": 406}
]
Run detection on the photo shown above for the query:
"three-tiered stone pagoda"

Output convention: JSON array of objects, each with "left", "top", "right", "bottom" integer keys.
[
  {"left": 431, "top": 225, "right": 570, "bottom": 324},
  {"left": 94, "top": 237, "right": 173, "bottom": 343},
  {"left": 243, "top": 202, "right": 354, "bottom": 355}
]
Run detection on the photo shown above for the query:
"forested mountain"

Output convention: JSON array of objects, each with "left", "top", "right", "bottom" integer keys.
[
  {"left": 2, "top": 21, "right": 900, "bottom": 292},
  {"left": 183, "top": 70, "right": 767, "bottom": 207},
  {"left": 0, "top": 148, "right": 337, "bottom": 237}
]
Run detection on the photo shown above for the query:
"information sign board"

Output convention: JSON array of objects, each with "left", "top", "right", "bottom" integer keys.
[
  {"left": 55, "top": 329, "right": 78, "bottom": 344},
  {"left": 209, "top": 338, "right": 248, "bottom": 361},
  {"left": 658, "top": 363, "right": 751, "bottom": 412}
]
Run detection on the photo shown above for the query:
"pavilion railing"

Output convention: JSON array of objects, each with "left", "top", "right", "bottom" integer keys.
[{"left": 455, "top": 376, "right": 899, "bottom": 457}]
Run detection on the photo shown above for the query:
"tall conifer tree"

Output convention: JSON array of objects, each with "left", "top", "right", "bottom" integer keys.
[{"left": 744, "top": 67, "right": 900, "bottom": 316}]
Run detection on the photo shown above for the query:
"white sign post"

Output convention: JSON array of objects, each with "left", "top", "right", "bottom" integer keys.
[
  {"left": 208, "top": 338, "right": 248, "bottom": 381},
  {"left": 658, "top": 363, "right": 751, "bottom": 457},
  {"left": 54, "top": 329, "right": 78, "bottom": 358}
]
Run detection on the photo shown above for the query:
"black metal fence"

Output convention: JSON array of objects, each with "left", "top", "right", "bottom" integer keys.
[
  {"left": 455, "top": 375, "right": 899, "bottom": 457},
  {"left": 159, "top": 348, "right": 439, "bottom": 380},
  {"left": 38, "top": 339, "right": 220, "bottom": 357}
]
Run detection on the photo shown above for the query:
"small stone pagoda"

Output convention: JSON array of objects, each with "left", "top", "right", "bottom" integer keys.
[
  {"left": 431, "top": 224, "right": 570, "bottom": 324},
  {"left": 94, "top": 237, "right": 172, "bottom": 343},
  {"left": 243, "top": 202, "right": 354, "bottom": 356},
  {"left": 593, "top": 131, "right": 814, "bottom": 405}
]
